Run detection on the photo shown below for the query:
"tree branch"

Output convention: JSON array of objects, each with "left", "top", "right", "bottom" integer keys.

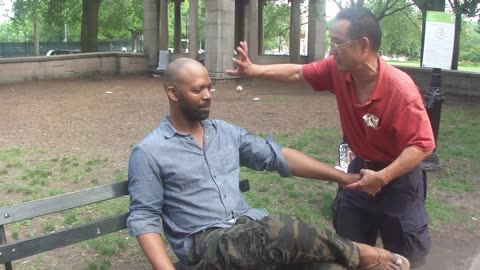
[
  {"left": 333, "top": 0, "right": 343, "bottom": 10},
  {"left": 379, "top": 3, "right": 416, "bottom": 22}
]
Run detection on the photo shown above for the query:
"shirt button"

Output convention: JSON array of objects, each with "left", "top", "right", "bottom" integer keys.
[
  {"left": 230, "top": 211, "right": 235, "bottom": 217},
  {"left": 224, "top": 194, "right": 227, "bottom": 198}
]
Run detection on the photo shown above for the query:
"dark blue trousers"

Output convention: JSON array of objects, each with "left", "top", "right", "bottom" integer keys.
[{"left": 332, "top": 157, "right": 431, "bottom": 268}]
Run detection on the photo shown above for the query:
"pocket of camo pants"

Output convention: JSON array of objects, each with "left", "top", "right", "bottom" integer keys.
[{"left": 219, "top": 225, "right": 266, "bottom": 268}]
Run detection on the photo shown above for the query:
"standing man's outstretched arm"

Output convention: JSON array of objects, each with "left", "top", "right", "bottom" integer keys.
[{"left": 226, "top": 41, "right": 304, "bottom": 82}]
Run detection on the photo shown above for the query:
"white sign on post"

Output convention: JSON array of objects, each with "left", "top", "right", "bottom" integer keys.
[{"left": 422, "top": 11, "right": 455, "bottom": 69}]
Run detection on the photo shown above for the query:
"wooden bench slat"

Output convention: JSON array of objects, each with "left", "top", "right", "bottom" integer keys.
[
  {"left": 0, "top": 181, "right": 129, "bottom": 226},
  {"left": 0, "top": 213, "right": 128, "bottom": 264}
]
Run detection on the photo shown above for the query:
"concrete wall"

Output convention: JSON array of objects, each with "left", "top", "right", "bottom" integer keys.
[
  {"left": 0, "top": 52, "right": 478, "bottom": 98},
  {"left": 256, "top": 55, "right": 308, "bottom": 65},
  {"left": 0, "top": 53, "right": 148, "bottom": 84},
  {"left": 396, "top": 65, "right": 480, "bottom": 97}
]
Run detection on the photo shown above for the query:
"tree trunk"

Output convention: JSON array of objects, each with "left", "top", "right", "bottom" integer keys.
[
  {"left": 450, "top": 11, "right": 461, "bottom": 70},
  {"left": 419, "top": 9, "right": 427, "bottom": 66},
  {"left": 132, "top": 32, "right": 138, "bottom": 52},
  {"left": 34, "top": 15, "right": 40, "bottom": 56},
  {"left": 81, "top": 0, "right": 103, "bottom": 52}
]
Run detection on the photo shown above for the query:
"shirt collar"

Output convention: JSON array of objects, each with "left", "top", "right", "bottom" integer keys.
[
  {"left": 370, "top": 55, "right": 387, "bottom": 101},
  {"left": 160, "top": 117, "right": 215, "bottom": 139},
  {"left": 345, "top": 54, "right": 386, "bottom": 102}
]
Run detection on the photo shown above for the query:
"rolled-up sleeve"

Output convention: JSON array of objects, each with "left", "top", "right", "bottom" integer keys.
[
  {"left": 239, "top": 129, "right": 292, "bottom": 177},
  {"left": 127, "top": 146, "right": 164, "bottom": 237}
]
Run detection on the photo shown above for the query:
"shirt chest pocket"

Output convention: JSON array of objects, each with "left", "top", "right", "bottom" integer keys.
[
  {"left": 364, "top": 122, "right": 398, "bottom": 150},
  {"left": 207, "top": 145, "right": 239, "bottom": 175}
]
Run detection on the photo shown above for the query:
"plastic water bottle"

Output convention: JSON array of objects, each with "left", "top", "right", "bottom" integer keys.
[{"left": 338, "top": 143, "right": 353, "bottom": 172}]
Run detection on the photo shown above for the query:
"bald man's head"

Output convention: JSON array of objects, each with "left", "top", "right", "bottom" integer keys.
[{"left": 163, "top": 58, "right": 206, "bottom": 90}]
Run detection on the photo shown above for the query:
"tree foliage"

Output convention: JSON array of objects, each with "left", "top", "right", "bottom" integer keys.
[
  {"left": 165, "top": 0, "right": 206, "bottom": 51},
  {"left": 324, "top": 0, "right": 424, "bottom": 59},
  {"left": 263, "top": 0, "right": 291, "bottom": 53},
  {"left": 11, "top": 0, "right": 46, "bottom": 35},
  {"left": 333, "top": 0, "right": 416, "bottom": 21},
  {"left": 460, "top": 20, "right": 480, "bottom": 62},
  {"left": 368, "top": 0, "right": 422, "bottom": 59},
  {"left": 99, "top": 0, "right": 142, "bottom": 40}
]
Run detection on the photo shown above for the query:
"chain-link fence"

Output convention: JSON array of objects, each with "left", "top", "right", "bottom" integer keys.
[{"left": 0, "top": 36, "right": 144, "bottom": 58}]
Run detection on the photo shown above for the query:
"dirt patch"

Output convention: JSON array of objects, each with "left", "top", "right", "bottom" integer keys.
[{"left": 1, "top": 74, "right": 479, "bottom": 269}]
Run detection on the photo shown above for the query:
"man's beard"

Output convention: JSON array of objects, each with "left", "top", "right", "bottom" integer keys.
[{"left": 181, "top": 103, "right": 210, "bottom": 121}]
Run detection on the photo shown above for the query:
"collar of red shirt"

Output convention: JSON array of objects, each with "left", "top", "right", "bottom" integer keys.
[{"left": 344, "top": 54, "right": 387, "bottom": 104}]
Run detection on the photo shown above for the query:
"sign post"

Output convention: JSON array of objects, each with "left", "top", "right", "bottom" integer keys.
[{"left": 421, "top": 11, "right": 453, "bottom": 170}]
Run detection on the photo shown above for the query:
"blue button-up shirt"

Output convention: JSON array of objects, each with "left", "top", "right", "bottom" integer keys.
[{"left": 127, "top": 117, "right": 292, "bottom": 262}]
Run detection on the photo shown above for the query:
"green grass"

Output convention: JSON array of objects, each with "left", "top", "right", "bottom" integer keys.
[
  {"left": 426, "top": 196, "right": 458, "bottom": 229},
  {"left": 85, "top": 260, "right": 111, "bottom": 270},
  {"left": 0, "top": 103, "right": 478, "bottom": 269},
  {"left": 244, "top": 104, "right": 480, "bottom": 233},
  {"left": 86, "top": 232, "right": 128, "bottom": 256},
  {"left": 0, "top": 147, "right": 139, "bottom": 269},
  {"left": 114, "top": 169, "right": 128, "bottom": 182},
  {"left": 243, "top": 128, "right": 343, "bottom": 230}
]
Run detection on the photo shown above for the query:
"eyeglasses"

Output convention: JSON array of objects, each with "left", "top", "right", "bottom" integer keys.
[{"left": 330, "top": 39, "right": 356, "bottom": 52}]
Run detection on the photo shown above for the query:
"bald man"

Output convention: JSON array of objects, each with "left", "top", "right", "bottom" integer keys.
[{"left": 126, "top": 58, "right": 410, "bottom": 270}]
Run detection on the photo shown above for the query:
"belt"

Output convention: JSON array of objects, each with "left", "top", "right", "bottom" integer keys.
[{"left": 362, "top": 159, "right": 391, "bottom": 171}]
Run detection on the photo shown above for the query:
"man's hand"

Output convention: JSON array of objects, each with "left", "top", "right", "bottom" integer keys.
[
  {"left": 226, "top": 41, "right": 257, "bottom": 77},
  {"left": 346, "top": 169, "right": 386, "bottom": 195},
  {"left": 341, "top": 173, "right": 362, "bottom": 186}
]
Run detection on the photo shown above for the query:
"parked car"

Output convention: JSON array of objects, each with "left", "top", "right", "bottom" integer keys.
[{"left": 46, "top": 49, "right": 81, "bottom": 56}]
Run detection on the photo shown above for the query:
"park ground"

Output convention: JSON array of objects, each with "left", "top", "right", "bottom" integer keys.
[{"left": 0, "top": 74, "right": 479, "bottom": 270}]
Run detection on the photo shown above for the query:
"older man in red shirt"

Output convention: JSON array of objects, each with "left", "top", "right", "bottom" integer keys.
[{"left": 227, "top": 7, "right": 435, "bottom": 268}]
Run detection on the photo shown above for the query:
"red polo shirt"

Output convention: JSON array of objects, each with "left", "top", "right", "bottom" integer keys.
[{"left": 302, "top": 56, "right": 435, "bottom": 162}]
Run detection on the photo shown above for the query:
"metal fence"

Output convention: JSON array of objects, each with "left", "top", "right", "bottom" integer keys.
[{"left": 0, "top": 37, "right": 144, "bottom": 58}]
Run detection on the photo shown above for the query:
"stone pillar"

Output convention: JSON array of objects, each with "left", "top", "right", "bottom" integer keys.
[
  {"left": 189, "top": 0, "right": 199, "bottom": 60},
  {"left": 258, "top": 0, "right": 265, "bottom": 55},
  {"left": 234, "top": 0, "right": 245, "bottom": 49},
  {"left": 158, "top": 0, "right": 169, "bottom": 50},
  {"left": 143, "top": 0, "right": 159, "bottom": 68},
  {"left": 290, "top": 0, "right": 302, "bottom": 63},
  {"left": 174, "top": 0, "right": 182, "bottom": 53},
  {"left": 307, "top": 0, "right": 326, "bottom": 62},
  {"left": 246, "top": 0, "right": 259, "bottom": 61},
  {"left": 205, "top": 0, "right": 235, "bottom": 79}
]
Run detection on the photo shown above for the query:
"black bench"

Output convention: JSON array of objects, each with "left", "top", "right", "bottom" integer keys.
[{"left": 0, "top": 179, "right": 249, "bottom": 269}]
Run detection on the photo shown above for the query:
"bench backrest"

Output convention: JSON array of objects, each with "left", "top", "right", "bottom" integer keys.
[{"left": 0, "top": 181, "right": 129, "bottom": 269}]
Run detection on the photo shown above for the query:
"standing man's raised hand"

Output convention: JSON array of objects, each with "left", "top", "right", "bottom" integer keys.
[{"left": 226, "top": 41, "right": 257, "bottom": 77}]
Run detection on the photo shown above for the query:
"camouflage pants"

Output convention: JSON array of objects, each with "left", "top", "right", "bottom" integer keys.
[{"left": 185, "top": 215, "right": 360, "bottom": 270}]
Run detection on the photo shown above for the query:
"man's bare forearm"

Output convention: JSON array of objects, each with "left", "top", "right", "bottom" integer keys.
[
  {"left": 137, "top": 233, "right": 176, "bottom": 270},
  {"left": 282, "top": 147, "right": 360, "bottom": 185},
  {"left": 253, "top": 63, "right": 304, "bottom": 82},
  {"left": 378, "top": 146, "right": 433, "bottom": 184}
]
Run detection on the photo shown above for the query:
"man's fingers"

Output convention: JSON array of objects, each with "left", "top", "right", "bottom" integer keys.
[
  {"left": 346, "top": 181, "right": 363, "bottom": 190},
  {"left": 236, "top": 47, "right": 248, "bottom": 59},
  {"left": 226, "top": 69, "right": 238, "bottom": 76},
  {"left": 240, "top": 41, "right": 249, "bottom": 54}
]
